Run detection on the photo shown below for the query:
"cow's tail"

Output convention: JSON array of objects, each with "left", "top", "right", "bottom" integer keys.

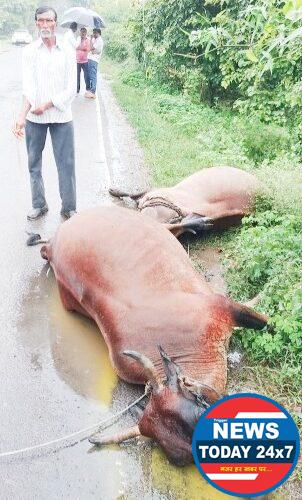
[
  {"left": 109, "top": 187, "right": 147, "bottom": 200},
  {"left": 230, "top": 300, "right": 268, "bottom": 330}
]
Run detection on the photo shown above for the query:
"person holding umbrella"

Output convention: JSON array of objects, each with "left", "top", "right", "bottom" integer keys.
[
  {"left": 86, "top": 28, "right": 104, "bottom": 99},
  {"left": 76, "top": 27, "right": 90, "bottom": 94}
]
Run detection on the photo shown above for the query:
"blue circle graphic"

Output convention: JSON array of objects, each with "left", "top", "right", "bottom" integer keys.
[{"left": 192, "top": 393, "right": 300, "bottom": 498}]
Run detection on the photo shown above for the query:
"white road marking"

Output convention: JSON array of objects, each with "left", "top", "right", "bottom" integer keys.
[{"left": 95, "top": 89, "right": 111, "bottom": 188}]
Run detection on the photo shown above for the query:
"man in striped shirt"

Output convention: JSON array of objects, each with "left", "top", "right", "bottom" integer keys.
[{"left": 13, "top": 6, "right": 77, "bottom": 220}]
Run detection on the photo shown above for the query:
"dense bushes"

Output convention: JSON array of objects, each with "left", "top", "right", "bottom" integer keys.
[
  {"left": 225, "top": 208, "right": 302, "bottom": 363},
  {"left": 129, "top": 0, "right": 302, "bottom": 124},
  {"left": 130, "top": 0, "right": 220, "bottom": 97},
  {"left": 104, "top": 24, "right": 130, "bottom": 62},
  {"left": 222, "top": 153, "right": 302, "bottom": 364},
  {"left": 242, "top": 123, "right": 291, "bottom": 164}
]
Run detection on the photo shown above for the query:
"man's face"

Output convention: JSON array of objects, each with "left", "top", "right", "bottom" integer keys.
[
  {"left": 93, "top": 30, "right": 99, "bottom": 38},
  {"left": 36, "top": 10, "right": 57, "bottom": 39}
]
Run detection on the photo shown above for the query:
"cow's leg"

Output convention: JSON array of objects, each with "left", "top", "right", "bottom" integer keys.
[
  {"left": 109, "top": 187, "right": 147, "bottom": 200},
  {"left": 89, "top": 425, "right": 141, "bottom": 446},
  {"left": 165, "top": 214, "right": 213, "bottom": 237},
  {"left": 57, "top": 282, "right": 91, "bottom": 318}
]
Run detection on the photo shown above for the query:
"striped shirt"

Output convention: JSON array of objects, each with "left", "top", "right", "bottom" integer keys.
[{"left": 22, "top": 37, "right": 77, "bottom": 124}]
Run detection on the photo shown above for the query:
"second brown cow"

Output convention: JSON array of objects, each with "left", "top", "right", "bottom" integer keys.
[{"left": 109, "top": 166, "right": 260, "bottom": 237}]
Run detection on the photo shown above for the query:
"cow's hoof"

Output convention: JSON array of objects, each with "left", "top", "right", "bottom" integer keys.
[
  {"left": 182, "top": 214, "right": 214, "bottom": 232},
  {"left": 89, "top": 436, "right": 102, "bottom": 446},
  {"left": 26, "top": 232, "right": 42, "bottom": 246},
  {"left": 109, "top": 187, "right": 125, "bottom": 198}
]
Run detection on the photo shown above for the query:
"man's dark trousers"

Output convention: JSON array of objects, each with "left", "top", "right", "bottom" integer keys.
[
  {"left": 25, "top": 120, "right": 76, "bottom": 212},
  {"left": 77, "top": 62, "right": 89, "bottom": 93}
]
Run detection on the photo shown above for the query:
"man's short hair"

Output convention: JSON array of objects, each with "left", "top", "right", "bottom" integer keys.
[
  {"left": 35, "top": 6, "right": 57, "bottom": 21},
  {"left": 70, "top": 22, "right": 78, "bottom": 30},
  {"left": 93, "top": 28, "right": 102, "bottom": 35}
]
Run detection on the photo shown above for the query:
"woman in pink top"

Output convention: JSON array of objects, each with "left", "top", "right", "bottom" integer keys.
[{"left": 76, "top": 28, "right": 90, "bottom": 94}]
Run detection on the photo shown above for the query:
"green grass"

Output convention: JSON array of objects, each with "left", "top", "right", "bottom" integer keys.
[
  {"left": 102, "top": 61, "right": 251, "bottom": 186},
  {"left": 102, "top": 58, "right": 296, "bottom": 184}
]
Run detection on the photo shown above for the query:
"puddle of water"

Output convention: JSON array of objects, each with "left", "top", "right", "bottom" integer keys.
[
  {"left": 151, "top": 447, "right": 238, "bottom": 499},
  {"left": 193, "top": 246, "right": 228, "bottom": 296},
  {"left": 47, "top": 272, "right": 117, "bottom": 406}
]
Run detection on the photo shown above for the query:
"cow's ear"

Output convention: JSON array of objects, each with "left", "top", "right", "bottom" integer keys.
[
  {"left": 197, "top": 384, "right": 221, "bottom": 405},
  {"left": 231, "top": 300, "right": 268, "bottom": 330},
  {"left": 181, "top": 377, "right": 221, "bottom": 405}
]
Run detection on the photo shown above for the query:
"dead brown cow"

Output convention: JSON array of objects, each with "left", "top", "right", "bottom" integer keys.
[
  {"left": 40, "top": 206, "right": 267, "bottom": 466},
  {"left": 109, "top": 166, "right": 260, "bottom": 237}
]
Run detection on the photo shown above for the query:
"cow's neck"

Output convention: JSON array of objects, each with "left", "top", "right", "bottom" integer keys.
[{"left": 141, "top": 200, "right": 183, "bottom": 224}]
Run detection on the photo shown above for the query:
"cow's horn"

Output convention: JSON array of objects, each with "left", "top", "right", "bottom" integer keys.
[
  {"left": 89, "top": 425, "right": 141, "bottom": 446},
  {"left": 158, "top": 345, "right": 180, "bottom": 390},
  {"left": 123, "top": 350, "right": 163, "bottom": 392}
]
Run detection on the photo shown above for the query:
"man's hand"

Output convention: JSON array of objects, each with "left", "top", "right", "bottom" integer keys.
[
  {"left": 13, "top": 96, "right": 31, "bottom": 137},
  {"left": 31, "top": 101, "right": 53, "bottom": 115},
  {"left": 31, "top": 104, "right": 46, "bottom": 115},
  {"left": 12, "top": 118, "right": 25, "bottom": 139}
]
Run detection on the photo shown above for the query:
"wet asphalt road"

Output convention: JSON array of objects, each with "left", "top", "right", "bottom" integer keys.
[{"left": 0, "top": 45, "right": 234, "bottom": 500}]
